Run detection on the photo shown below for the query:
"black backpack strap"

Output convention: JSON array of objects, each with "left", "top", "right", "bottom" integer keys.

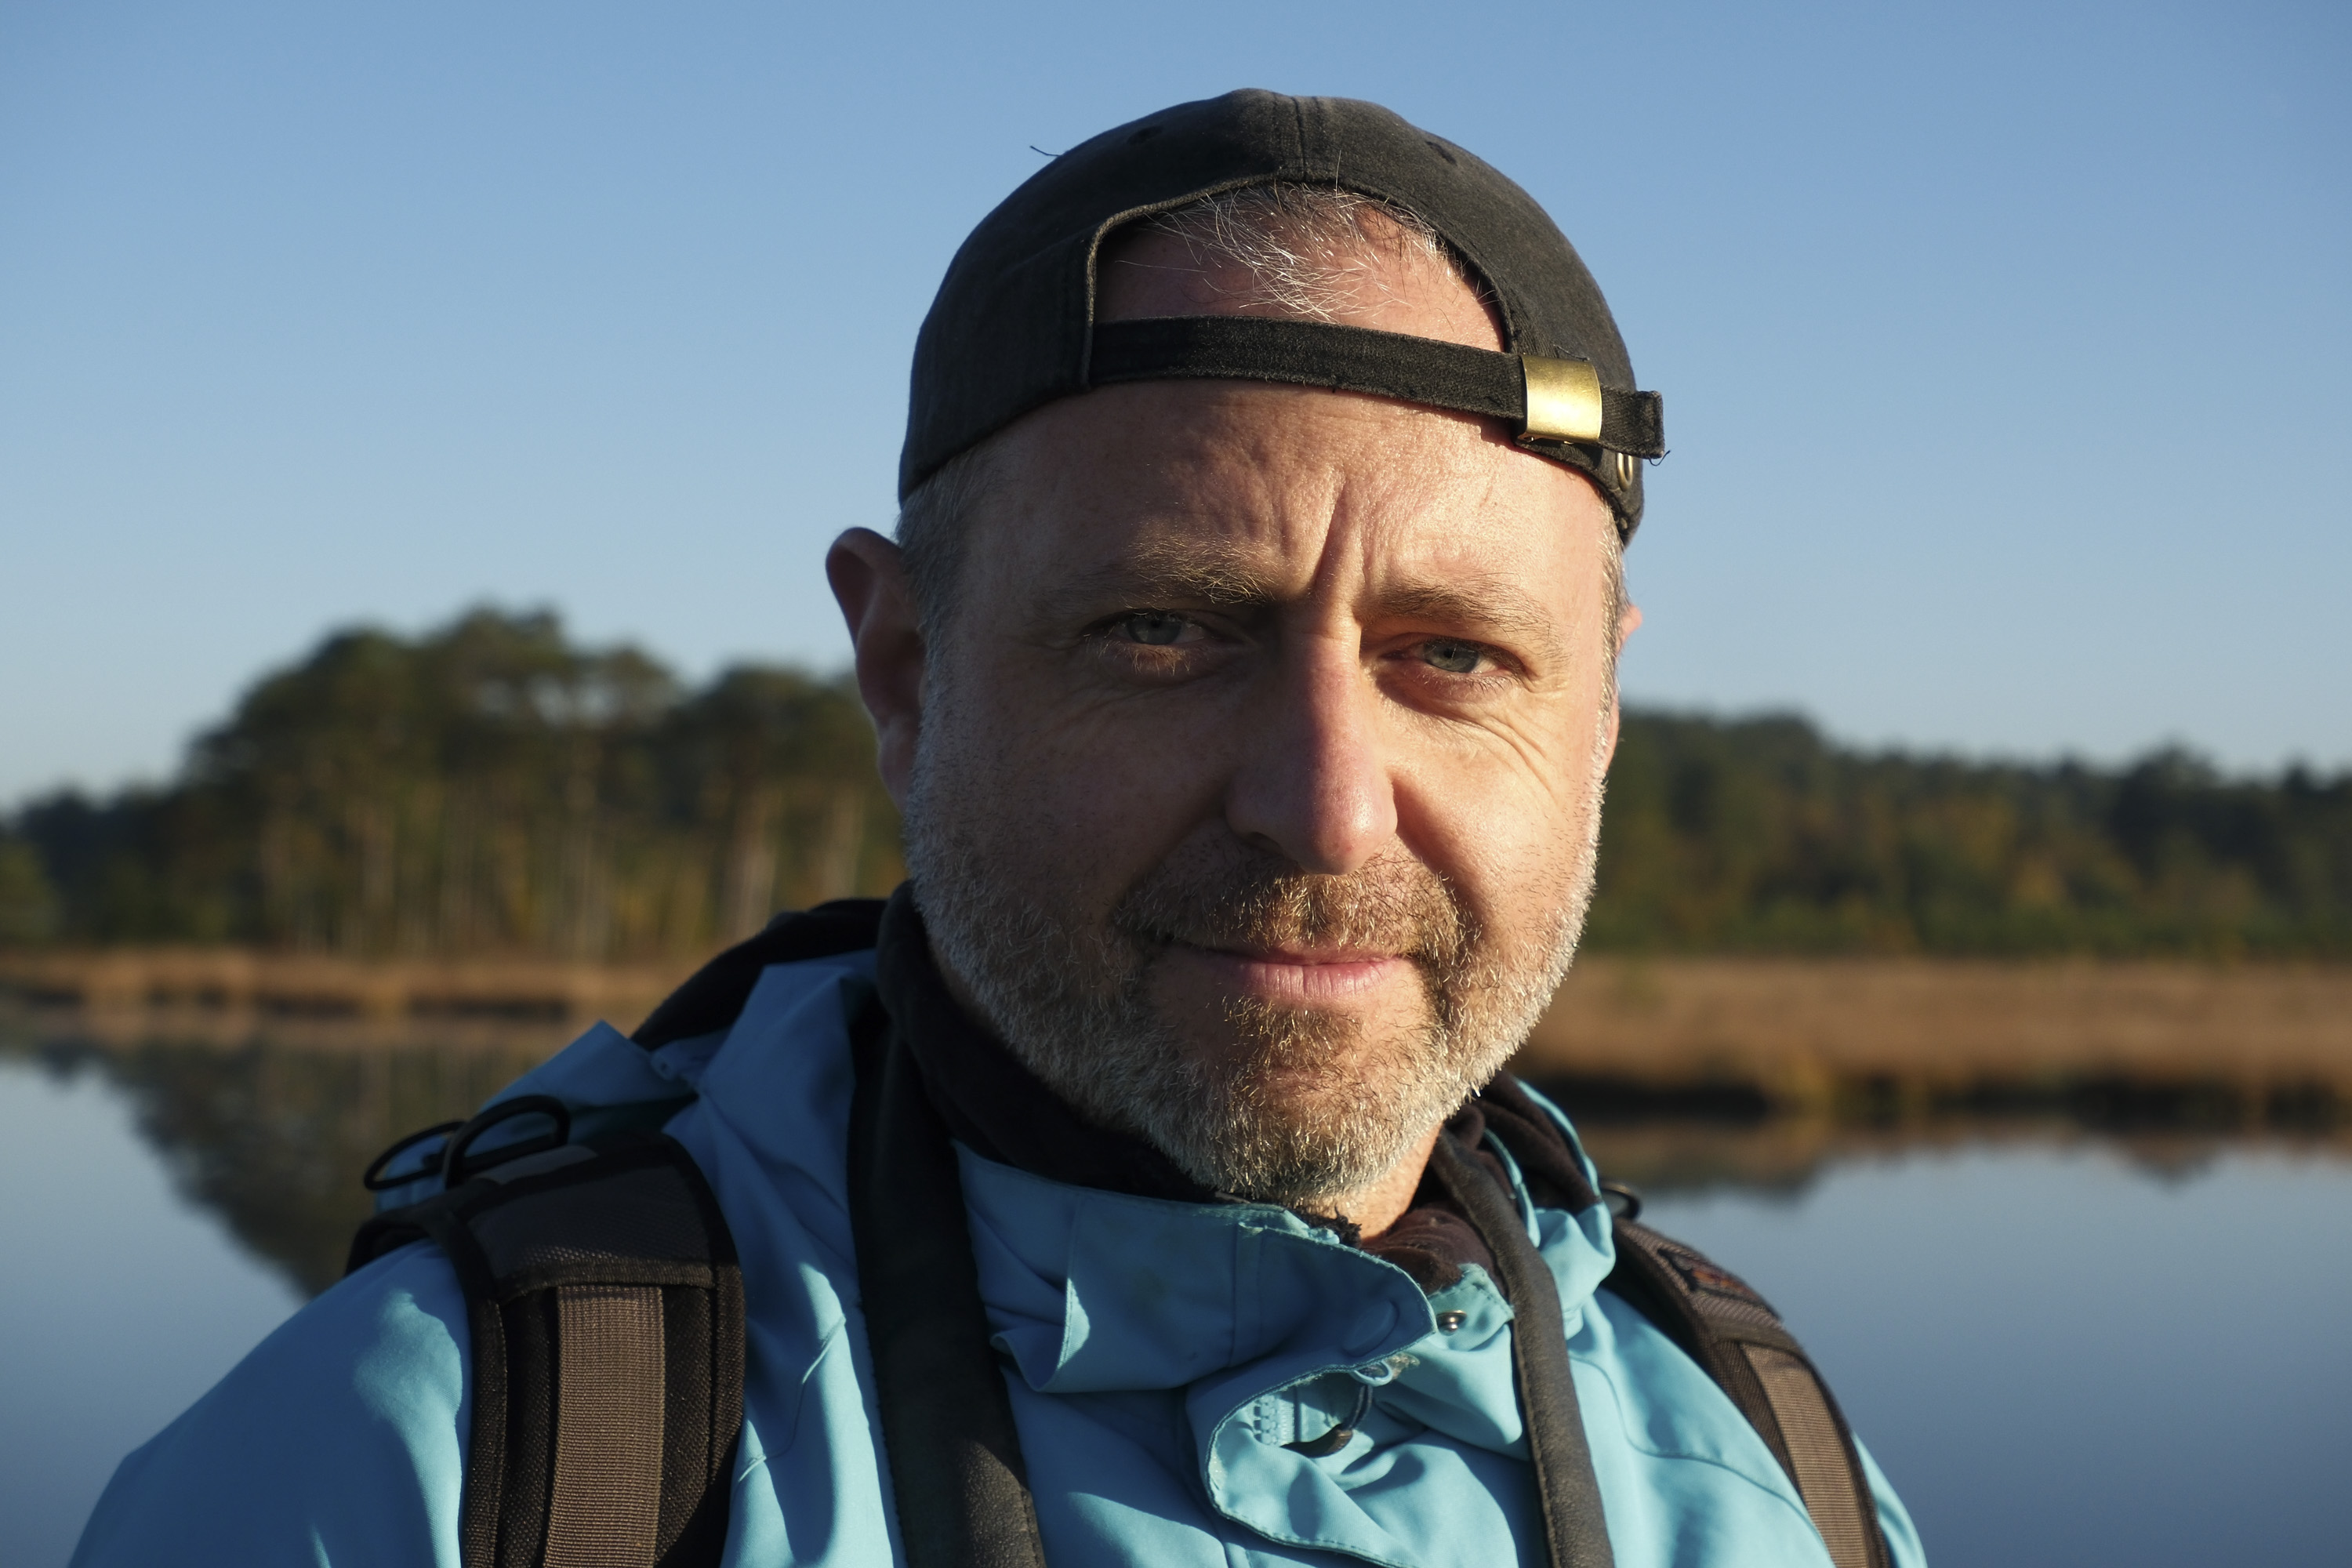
[
  {"left": 847, "top": 993, "right": 1050, "bottom": 1568},
  {"left": 633, "top": 898, "right": 887, "bottom": 1048},
  {"left": 1426, "top": 1133, "right": 1616, "bottom": 1568},
  {"left": 1602, "top": 1217, "right": 1892, "bottom": 1568},
  {"left": 350, "top": 1131, "right": 745, "bottom": 1568},
  {"left": 630, "top": 889, "right": 1047, "bottom": 1564}
]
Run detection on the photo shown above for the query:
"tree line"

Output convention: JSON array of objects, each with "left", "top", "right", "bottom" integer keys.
[
  {"left": 1589, "top": 713, "right": 2352, "bottom": 957},
  {"left": 3, "top": 609, "right": 2347, "bottom": 960},
  {"left": 0, "top": 610, "right": 902, "bottom": 959}
]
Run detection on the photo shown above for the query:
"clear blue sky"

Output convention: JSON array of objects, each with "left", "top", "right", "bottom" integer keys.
[{"left": 3, "top": 0, "right": 2345, "bottom": 804}]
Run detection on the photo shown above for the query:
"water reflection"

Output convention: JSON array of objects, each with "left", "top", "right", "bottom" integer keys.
[
  {"left": 1638, "top": 1144, "right": 2352, "bottom": 1566},
  {"left": 1, "top": 1008, "right": 564, "bottom": 1294},
  {"left": 5, "top": 1005, "right": 2346, "bottom": 1298},
  {"left": 1570, "top": 1109, "right": 2351, "bottom": 1199},
  {"left": 6, "top": 1006, "right": 2351, "bottom": 1568}
]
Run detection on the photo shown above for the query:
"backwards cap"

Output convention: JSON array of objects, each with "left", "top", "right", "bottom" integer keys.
[{"left": 901, "top": 89, "right": 1665, "bottom": 537}]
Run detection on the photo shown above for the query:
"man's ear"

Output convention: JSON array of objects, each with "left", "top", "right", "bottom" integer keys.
[
  {"left": 827, "top": 527, "right": 924, "bottom": 808},
  {"left": 1616, "top": 601, "right": 1643, "bottom": 653}
]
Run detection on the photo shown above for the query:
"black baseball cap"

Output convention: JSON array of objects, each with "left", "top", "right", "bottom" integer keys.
[{"left": 901, "top": 89, "right": 1665, "bottom": 538}]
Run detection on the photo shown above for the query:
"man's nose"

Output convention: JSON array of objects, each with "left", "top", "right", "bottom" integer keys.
[{"left": 1223, "top": 635, "right": 1397, "bottom": 875}]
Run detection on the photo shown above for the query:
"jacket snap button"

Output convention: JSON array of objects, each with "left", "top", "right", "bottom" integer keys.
[{"left": 1436, "top": 1311, "right": 1467, "bottom": 1333}]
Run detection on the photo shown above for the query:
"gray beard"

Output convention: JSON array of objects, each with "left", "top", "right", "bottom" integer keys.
[{"left": 902, "top": 731, "right": 1606, "bottom": 1211}]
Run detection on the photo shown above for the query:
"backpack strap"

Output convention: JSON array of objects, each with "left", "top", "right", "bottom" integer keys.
[
  {"left": 343, "top": 899, "right": 882, "bottom": 1568},
  {"left": 1425, "top": 1133, "right": 1616, "bottom": 1567},
  {"left": 1602, "top": 1215, "right": 1892, "bottom": 1568},
  {"left": 633, "top": 898, "right": 887, "bottom": 1048},
  {"left": 847, "top": 992, "right": 1051, "bottom": 1568},
  {"left": 349, "top": 1130, "right": 745, "bottom": 1568}
]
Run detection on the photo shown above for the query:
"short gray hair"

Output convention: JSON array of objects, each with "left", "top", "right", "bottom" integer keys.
[
  {"left": 1107, "top": 183, "right": 1486, "bottom": 322},
  {"left": 894, "top": 436, "right": 999, "bottom": 644}
]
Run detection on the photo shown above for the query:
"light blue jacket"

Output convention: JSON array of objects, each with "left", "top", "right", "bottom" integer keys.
[{"left": 74, "top": 951, "right": 1925, "bottom": 1567}]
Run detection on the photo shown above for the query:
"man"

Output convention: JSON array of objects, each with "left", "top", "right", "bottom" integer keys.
[{"left": 74, "top": 91, "right": 1924, "bottom": 1567}]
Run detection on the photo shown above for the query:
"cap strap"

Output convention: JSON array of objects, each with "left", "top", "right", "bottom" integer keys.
[{"left": 1088, "top": 315, "right": 1664, "bottom": 459}]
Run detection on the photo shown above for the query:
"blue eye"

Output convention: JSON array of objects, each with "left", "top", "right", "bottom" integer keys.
[
  {"left": 1421, "top": 639, "right": 1486, "bottom": 673},
  {"left": 1119, "top": 612, "right": 1191, "bottom": 646}
]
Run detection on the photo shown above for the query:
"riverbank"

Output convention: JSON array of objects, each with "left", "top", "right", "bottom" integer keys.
[
  {"left": 1519, "top": 956, "right": 2352, "bottom": 1127},
  {"left": 7, "top": 946, "right": 2348, "bottom": 1120},
  {"left": 0, "top": 946, "right": 690, "bottom": 1036},
  {"left": 8, "top": 949, "right": 2348, "bottom": 1293}
]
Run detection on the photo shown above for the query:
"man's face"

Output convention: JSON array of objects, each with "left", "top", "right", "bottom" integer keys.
[{"left": 867, "top": 249, "right": 1626, "bottom": 1210}]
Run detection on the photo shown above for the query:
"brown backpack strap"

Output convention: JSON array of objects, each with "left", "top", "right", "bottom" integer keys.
[
  {"left": 350, "top": 1130, "right": 744, "bottom": 1568},
  {"left": 1603, "top": 1217, "right": 1891, "bottom": 1568}
]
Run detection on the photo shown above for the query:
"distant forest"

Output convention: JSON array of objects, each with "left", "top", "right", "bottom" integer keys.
[{"left": 3, "top": 609, "right": 2348, "bottom": 960}]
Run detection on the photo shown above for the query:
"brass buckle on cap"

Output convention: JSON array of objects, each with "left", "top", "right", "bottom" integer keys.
[{"left": 1519, "top": 355, "right": 1602, "bottom": 445}]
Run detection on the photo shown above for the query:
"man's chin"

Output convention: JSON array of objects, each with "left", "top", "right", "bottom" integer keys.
[
  {"left": 1154, "top": 1075, "right": 1432, "bottom": 1211},
  {"left": 984, "top": 972, "right": 1480, "bottom": 1211},
  {"left": 1151, "top": 1004, "right": 1446, "bottom": 1161}
]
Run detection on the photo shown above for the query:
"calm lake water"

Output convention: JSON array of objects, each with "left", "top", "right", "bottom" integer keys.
[{"left": 3, "top": 1020, "right": 2348, "bottom": 1568}]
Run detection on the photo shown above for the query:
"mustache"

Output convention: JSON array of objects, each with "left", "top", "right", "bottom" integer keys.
[{"left": 1109, "top": 840, "right": 1473, "bottom": 975}]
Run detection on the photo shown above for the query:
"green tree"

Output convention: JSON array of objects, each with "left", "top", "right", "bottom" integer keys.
[{"left": 0, "top": 835, "right": 60, "bottom": 944}]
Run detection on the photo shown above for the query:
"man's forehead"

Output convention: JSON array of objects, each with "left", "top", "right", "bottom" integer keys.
[{"left": 986, "top": 382, "right": 1609, "bottom": 593}]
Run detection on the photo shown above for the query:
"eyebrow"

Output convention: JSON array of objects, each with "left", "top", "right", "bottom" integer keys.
[
  {"left": 1034, "top": 543, "right": 1575, "bottom": 667},
  {"left": 1038, "top": 548, "right": 1287, "bottom": 618},
  {"left": 1380, "top": 578, "right": 1572, "bottom": 667}
]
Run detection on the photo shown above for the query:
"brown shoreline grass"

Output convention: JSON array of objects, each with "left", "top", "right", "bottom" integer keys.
[
  {"left": 0, "top": 946, "right": 693, "bottom": 1032},
  {"left": 7, "top": 946, "right": 2347, "bottom": 1225},
  {"left": 1517, "top": 955, "right": 2352, "bottom": 1102},
  {"left": 7, "top": 946, "right": 2350, "bottom": 1109}
]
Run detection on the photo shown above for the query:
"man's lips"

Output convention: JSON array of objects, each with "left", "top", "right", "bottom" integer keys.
[{"left": 1162, "top": 940, "right": 1413, "bottom": 1004}]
